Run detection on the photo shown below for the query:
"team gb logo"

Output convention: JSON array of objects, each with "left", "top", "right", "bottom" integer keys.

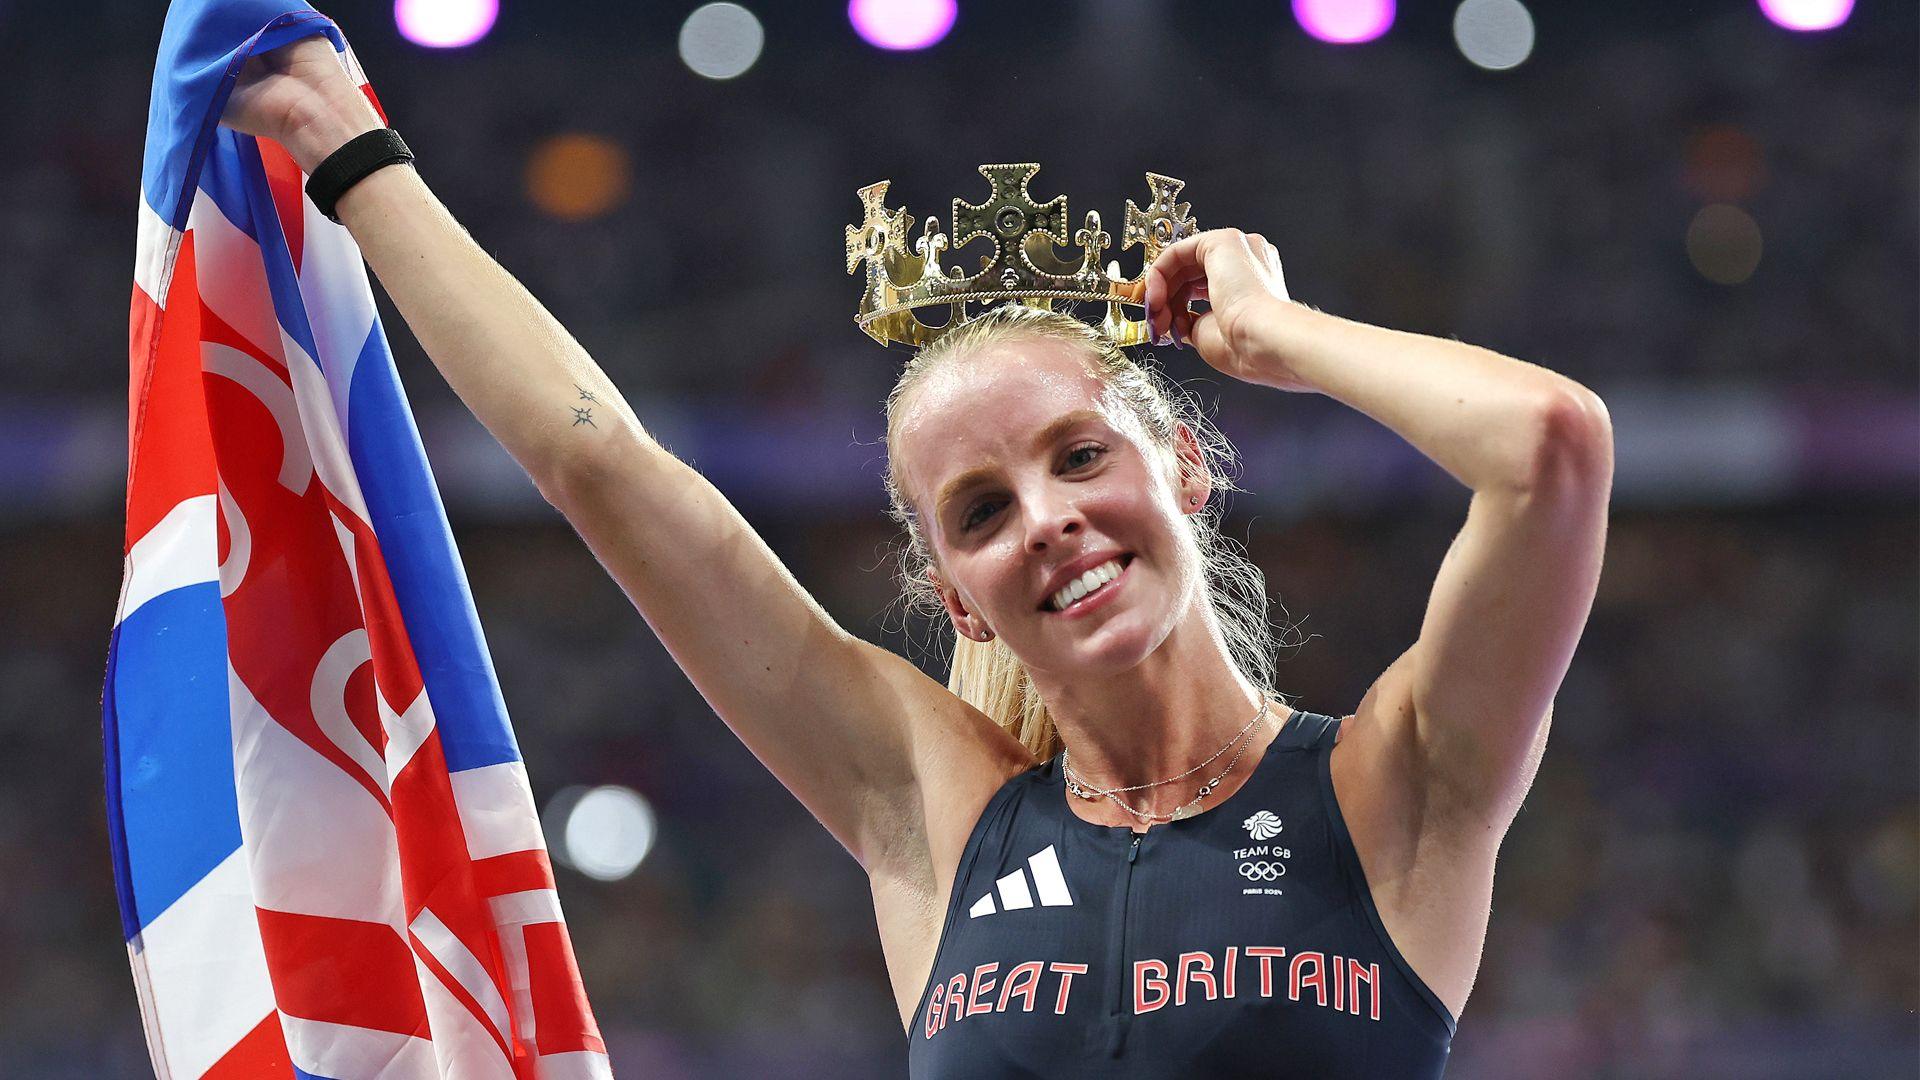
[{"left": 1243, "top": 811, "right": 1284, "bottom": 841}]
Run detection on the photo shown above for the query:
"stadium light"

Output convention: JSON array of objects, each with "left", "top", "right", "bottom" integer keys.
[
  {"left": 393, "top": 0, "right": 499, "bottom": 49},
  {"left": 1292, "top": 0, "right": 1394, "bottom": 45},
  {"left": 1756, "top": 0, "right": 1853, "bottom": 32},
  {"left": 548, "top": 785, "right": 657, "bottom": 882},
  {"left": 849, "top": 0, "right": 957, "bottom": 51},
  {"left": 1453, "top": 0, "right": 1534, "bottom": 71},
  {"left": 680, "top": 3, "right": 766, "bottom": 80}
]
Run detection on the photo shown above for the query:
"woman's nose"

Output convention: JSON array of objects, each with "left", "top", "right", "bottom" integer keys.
[{"left": 1022, "top": 489, "right": 1082, "bottom": 552}]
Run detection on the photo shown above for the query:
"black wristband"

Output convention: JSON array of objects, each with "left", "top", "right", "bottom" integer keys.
[{"left": 305, "top": 128, "right": 414, "bottom": 224}]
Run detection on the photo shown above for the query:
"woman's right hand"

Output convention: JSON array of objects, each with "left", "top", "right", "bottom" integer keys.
[{"left": 222, "top": 34, "right": 384, "bottom": 173}]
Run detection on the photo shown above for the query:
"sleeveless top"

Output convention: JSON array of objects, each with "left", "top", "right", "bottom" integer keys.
[{"left": 906, "top": 709, "right": 1457, "bottom": 1078}]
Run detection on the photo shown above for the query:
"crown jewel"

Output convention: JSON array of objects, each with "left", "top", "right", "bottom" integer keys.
[{"left": 845, "top": 164, "right": 1197, "bottom": 348}]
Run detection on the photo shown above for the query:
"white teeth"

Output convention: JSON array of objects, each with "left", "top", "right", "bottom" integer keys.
[{"left": 1050, "top": 558, "right": 1125, "bottom": 611}]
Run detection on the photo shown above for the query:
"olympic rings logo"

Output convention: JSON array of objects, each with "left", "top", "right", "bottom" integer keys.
[{"left": 1238, "top": 861, "right": 1287, "bottom": 882}]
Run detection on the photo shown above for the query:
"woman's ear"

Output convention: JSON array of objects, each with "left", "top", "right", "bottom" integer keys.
[
  {"left": 1173, "top": 422, "right": 1212, "bottom": 514},
  {"left": 927, "top": 566, "right": 995, "bottom": 641}
]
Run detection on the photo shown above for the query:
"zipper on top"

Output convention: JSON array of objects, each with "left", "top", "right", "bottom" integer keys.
[{"left": 1107, "top": 832, "right": 1143, "bottom": 1022}]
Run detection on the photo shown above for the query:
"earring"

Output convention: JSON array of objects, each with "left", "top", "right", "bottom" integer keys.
[
  {"left": 977, "top": 628, "right": 995, "bottom": 642},
  {"left": 1189, "top": 496, "right": 1199, "bottom": 505}
]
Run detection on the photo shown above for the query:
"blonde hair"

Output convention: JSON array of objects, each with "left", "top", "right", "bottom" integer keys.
[{"left": 881, "top": 304, "right": 1294, "bottom": 762}]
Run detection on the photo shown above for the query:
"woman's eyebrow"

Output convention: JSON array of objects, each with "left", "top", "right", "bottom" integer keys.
[{"left": 934, "top": 409, "right": 1106, "bottom": 514}]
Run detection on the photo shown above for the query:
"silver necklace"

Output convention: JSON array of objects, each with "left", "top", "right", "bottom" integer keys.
[{"left": 1062, "top": 699, "right": 1270, "bottom": 824}]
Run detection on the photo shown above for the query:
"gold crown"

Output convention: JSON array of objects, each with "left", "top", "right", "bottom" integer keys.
[{"left": 845, "top": 164, "right": 1197, "bottom": 348}]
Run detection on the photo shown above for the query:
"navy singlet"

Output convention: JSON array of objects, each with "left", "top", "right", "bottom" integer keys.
[{"left": 906, "top": 709, "right": 1457, "bottom": 1078}]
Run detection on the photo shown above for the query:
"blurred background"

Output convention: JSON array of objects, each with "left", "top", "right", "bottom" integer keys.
[{"left": 1, "top": 0, "right": 1915, "bottom": 1075}]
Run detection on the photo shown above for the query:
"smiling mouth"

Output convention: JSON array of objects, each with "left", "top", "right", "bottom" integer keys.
[{"left": 1041, "top": 554, "right": 1135, "bottom": 612}]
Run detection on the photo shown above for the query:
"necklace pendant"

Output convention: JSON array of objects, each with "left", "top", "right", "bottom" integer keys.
[{"left": 1170, "top": 803, "right": 1194, "bottom": 822}]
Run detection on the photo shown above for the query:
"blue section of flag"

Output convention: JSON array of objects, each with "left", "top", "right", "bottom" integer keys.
[
  {"left": 105, "top": 582, "right": 245, "bottom": 937},
  {"left": 235, "top": 132, "right": 325, "bottom": 374},
  {"left": 346, "top": 319, "right": 524, "bottom": 773},
  {"left": 142, "top": 1, "right": 341, "bottom": 230}
]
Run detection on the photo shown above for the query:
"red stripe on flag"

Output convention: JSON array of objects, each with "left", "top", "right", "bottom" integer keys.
[
  {"left": 346, "top": 659, "right": 388, "bottom": 754},
  {"left": 471, "top": 849, "right": 557, "bottom": 898},
  {"left": 255, "top": 908, "right": 429, "bottom": 1036},
  {"left": 325, "top": 499, "right": 426, "bottom": 709},
  {"left": 361, "top": 83, "right": 389, "bottom": 125},
  {"left": 258, "top": 138, "right": 306, "bottom": 274},
  {"left": 127, "top": 231, "right": 217, "bottom": 550},
  {"left": 391, "top": 732, "right": 513, "bottom": 1005},
  {"left": 526, "top": 921, "right": 606, "bottom": 1056},
  {"left": 201, "top": 1010, "right": 292, "bottom": 1079}
]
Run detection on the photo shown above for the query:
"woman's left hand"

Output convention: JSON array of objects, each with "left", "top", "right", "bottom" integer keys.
[{"left": 1144, "top": 229, "right": 1312, "bottom": 392}]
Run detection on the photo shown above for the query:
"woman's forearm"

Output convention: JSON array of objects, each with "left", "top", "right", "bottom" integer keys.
[
  {"left": 282, "top": 85, "right": 646, "bottom": 489},
  {"left": 1241, "top": 302, "right": 1603, "bottom": 493},
  {"left": 330, "top": 165, "right": 645, "bottom": 482}
]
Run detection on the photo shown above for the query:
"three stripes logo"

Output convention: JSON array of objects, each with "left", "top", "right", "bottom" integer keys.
[{"left": 968, "top": 844, "right": 1074, "bottom": 918}]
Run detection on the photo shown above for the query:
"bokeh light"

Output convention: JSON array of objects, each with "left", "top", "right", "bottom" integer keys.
[
  {"left": 1686, "top": 204, "right": 1764, "bottom": 285},
  {"left": 1684, "top": 126, "right": 1767, "bottom": 203},
  {"left": 679, "top": 3, "right": 765, "bottom": 80},
  {"left": 1453, "top": 0, "right": 1535, "bottom": 70},
  {"left": 1756, "top": 0, "right": 1854, "bottom": 32},
  {"left": 524, "top": 133, "right": 632, "bottom": 222},
  {"left": 1292, "top": 0, "right": 1395, "bottom": 44},
  {"left": 393, "top": 0, "right": 498, "bottom": 49},
  {"left": 848, "top": 0, "right": 957, "bottom": 51},
  {"left": 555, "top": 785, "right": 656, "bottom": 882}
]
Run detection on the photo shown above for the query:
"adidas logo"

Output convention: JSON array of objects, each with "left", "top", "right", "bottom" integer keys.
[{"left": 968, "top": 844, "right": 1073, "bottom": 918}]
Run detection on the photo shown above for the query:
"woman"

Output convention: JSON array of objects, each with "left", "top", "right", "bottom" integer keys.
[{"left": 226, "top": 32, "right": 1612, "bottom": 1078}]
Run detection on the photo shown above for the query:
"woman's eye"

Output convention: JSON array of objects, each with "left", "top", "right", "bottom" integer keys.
[
  {"left": 962, "top": 501, "right": 1000, "bottom": 530},
  {"left": 1066, "top": 444, "right": 1105, "bottom": 469}
]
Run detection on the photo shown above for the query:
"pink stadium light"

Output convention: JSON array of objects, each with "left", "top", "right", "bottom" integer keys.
[
  {"left": 848, "top": 0, "right": 957, "bottom": 52},
  {"left": 1756, "top": 0, "right": 1853, "bottom": 32},
  {"left": 394, "top": 0, "right": 500, "bottom": 49},
  {"left": 1292, "top": 0, "right": 1395, "bottom": 44}
]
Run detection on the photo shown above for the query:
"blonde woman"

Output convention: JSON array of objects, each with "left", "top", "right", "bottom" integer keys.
[{"left": 227, "top": 31, "right": 1612, "bottom": 1079}]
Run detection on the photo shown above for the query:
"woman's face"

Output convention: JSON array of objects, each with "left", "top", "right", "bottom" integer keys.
[{"left": 894, "top": 335, "right": 1206, "bottom": 678}]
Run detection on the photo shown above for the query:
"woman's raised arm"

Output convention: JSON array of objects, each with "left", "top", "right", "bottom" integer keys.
[{"left": 223, "top": 36, "right": 1030, "bottom": 873}]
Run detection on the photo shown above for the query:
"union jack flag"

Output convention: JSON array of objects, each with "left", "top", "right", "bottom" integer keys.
[{"left": 105, "top": 2, "right": 612, "bottom": 1075}]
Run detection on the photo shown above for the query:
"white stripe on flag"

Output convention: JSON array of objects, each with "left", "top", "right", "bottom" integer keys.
[
  {"left": 280, "top": 1014, "right": 435, "bottom": 1079},
  {"left": 534, "top": 1049, "right": 618, "bottom": 1080},
  {"left": 214, "top": 478, "right": 253, "bottom": 600},
  {"left": 382, "top": 688, "right": 437, "bottom": 781},
  {"left": 118, "top": 494, "right": 217, "bottom": 628},
  {"left": 329, "top": 510, "right": 361, "bottom": 600},
  {"left": 228, "top": 661, "right": 404, "bottom": 925},
  {"left": 410, "top": 952, "right": 517, "bottom": 1080},
  {"left": 489, "top": 888, "right": 565, "bottom": 928},
  {"left": 283, "top": 327, "right": 372, "bottom": 525},
  {"left": 449, "top": 762, "right": 548, "bottom": 861},
  {"left": 1028, "top": 844, "right": 1073, "bottom": 906},
  {"left": 130, "top": 847, "right": 276, "bottom": 1080},
  {"left": 308, "top": 629, "right": 393, "bottom": 792},
  {"left": 295, "top": 179, "right": 379, "bottom": 439},
  {"left": 134, "top": 194, "right": 179, "bottom": 310},
  {"left": 411, "top": 907, "right": 513, "bottom": 1046},
  {"left": 494, "top": 916, "right": 536, "bottom": 1051}
]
